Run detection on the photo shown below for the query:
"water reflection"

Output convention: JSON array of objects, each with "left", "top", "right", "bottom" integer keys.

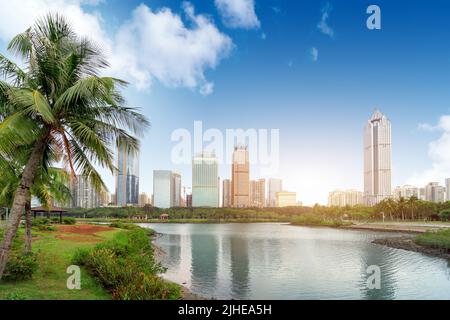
[{"left": 143, "top": 223, "right": 450, "bottom": 300}]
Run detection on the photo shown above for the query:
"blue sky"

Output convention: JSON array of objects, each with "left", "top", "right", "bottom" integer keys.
[{"left": 1, "top": 0, "right": 450, "bottom": 205}]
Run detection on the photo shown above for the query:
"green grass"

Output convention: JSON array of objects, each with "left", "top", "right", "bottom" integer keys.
[
  {"left": 0, "top": 226, "right": 120, "bottom": 300},
  {"left": 291, "top": 214, "right": 353, "bottom": 228},
  {"left": 415, "top": 229, "right": 450, "bottom": 250}
]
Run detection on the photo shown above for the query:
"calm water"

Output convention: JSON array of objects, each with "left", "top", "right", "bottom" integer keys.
[{"left": 140, "top": 223, "right": 450, "bottom": 300}]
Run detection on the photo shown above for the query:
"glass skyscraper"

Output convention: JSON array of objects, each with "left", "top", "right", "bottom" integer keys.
[
  {"left": 192, "top": 153, "right": 219, "bottom": 207},
  {"left": 153, "top": 170, "right": 182, "bottom": 208},
  {"left": 364, "top": 110, "right": 392, "bottom": 206},
  {"left": 115, "top": 143, "right": 139, "bottom": 206}
]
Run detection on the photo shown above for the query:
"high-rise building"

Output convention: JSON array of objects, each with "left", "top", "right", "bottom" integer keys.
[
  {"left": 267, "top": 178, "right": 282, "bottom": 207},
  {"left": 393, "top": 185, "right": 419, "bottom": 200},
  {"left": 446, "top": 178, "right": 450, "bottom": 201},
  {"left": 364, "top": 110, "right": 392, "bottom": 206},
  {"left": 250, "top": 179, "right": 266, "bottom": 207},
  {"left": 192, "top": 153, "right": 219, "bottom": 207},
  {"left": 139, "top": 193, "right": 150, "bottom": 207},
  {"left": 70, "top": 175, "right": 105, "bottom": 208},
  {"left": 115, "top": 143, "right": 139, "bottom": 206},
  {"left": 328, "top": 190, "right": 364, "bottom": 207},
  {"left": 153, "top": 170, "right": 181, "bottom": 208},
  {"left": 276, "top": 191, "right": 297, "bottom": 207},
  {"left": 171, "top": 172, "right": 182, "bottom": 207},
  {"left": 424, "top": 182, "right": 446, "bottom": 203},
  {"left": 231, "top": 147, "right": 250, "bottom": 208},
  {"left": 222, "top": 179, "right": 232, "bottom": 208}
]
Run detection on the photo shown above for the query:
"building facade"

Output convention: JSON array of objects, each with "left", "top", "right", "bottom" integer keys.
[
  {"left": 276, "top": 191, "right": 297, "bottom": 207},
  {"left": 328, "top": 190, "right": 364, "bottom": 207},
  {"left": 446, "top": 178, "right": 450, "bottom": 201},
  {"left": 364, "top": 110, "right": 392, "bottom": 206},
  {"left": 424, "top": 182, "right": 446, "bottom": 203},
  {"left": 222, "top": 179, "right": 232, "bottom": 208},
  {"left": 267, "top": 178, "right": 282, "bottom": 207},
  {"left": 250, "top": 179, "right": 266, "bottom": 207},
  {"left": 139, "top": 193, "right": 150, "bottom": 207},
  {"left": 393, "top": 185, "right": 419, "bottom": 200},
  {"left": 192, "top": 153, "right": 219, "bottom": 207},
  {"left": 70, "top": 175, "right": 105, "bottom": 208},
  {"left": 231, "top": 147, "right": 250, "bottom": 208},
  {"left": 115, "top": 143, "right": 139, "bottom": 206},
  {"left": 153, "top": 170, "right": 181, "bottom": 208}
]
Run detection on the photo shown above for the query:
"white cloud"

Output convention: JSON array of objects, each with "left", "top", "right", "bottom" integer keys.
[
  {"left": 310, "top": 47, "right": 319, "bottom": 62},
  {"left": 317, "top": 2, "right": 334, "bottom": 37},
  {"left": 0, "top": 0, "right": 233, "bottom": 95},
  {"left": 408, "top": 115, "right": 450, "bottom": 185},
  {"left": 215, "top": 0, "right": 260, "bottom": 29}
]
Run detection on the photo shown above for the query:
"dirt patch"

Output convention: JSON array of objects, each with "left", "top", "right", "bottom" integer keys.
[
  {"left": 56, "top": 224, "right": 114, "bottom": 235},
  {"left": 373, "top": 236, "right": 450, "bottom": 260},
  {"left": 55, "top": 235, "right": 102, "bottom": 243}
]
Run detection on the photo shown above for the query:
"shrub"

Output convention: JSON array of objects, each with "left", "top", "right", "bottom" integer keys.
[
  {"left": 438, "top": 209, "right": 450, "bottom": 221},
  {"left": 109, "top": 222, "right": 140, "bottom": 230},
  {"left": 74, "top": 228, "right": 178, "bottom": 300},
  {"left": 32, "top": 218, "right": 51, "bottom": 226},
  {"left": 63, "top": 217, "right": 76, "bottom": 225},
  {"left": 34, "top": 224, "right": 56, "bottom": 231},
  {"left": 5, "top": 292, "right": 29, "bottom": 300},
  {"left": 415, "top": 229, "right": 450, "bottom": 250},
  {"left": 3, "top": 252, "right": 38, "bottom": 281}
]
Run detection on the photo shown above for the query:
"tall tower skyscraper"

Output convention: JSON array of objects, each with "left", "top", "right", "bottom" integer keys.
[
  {"left": 192, "top": 153, "right": 219, "bottom": 207},
  {"left": 231, "top": 146, "right": 250, "bottom": 208},
  {"left": 222, "top": 179, "right": 232, "bottom": 207},
  {"left": 70, "top": 175, "right": 105, "bottom": 208},
  {"left": 364, "top": 110, "right": 392, "bottom": 206},
  {"left": 267, "top": 178, "right": 282, "bottom": 207},
  {"left": 115, "top": 142, "right": 139, "bottom": 206}
]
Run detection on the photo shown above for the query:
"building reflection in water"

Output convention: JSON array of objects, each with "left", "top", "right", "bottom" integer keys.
[
  {"left": 190, "top": 233, "right": 219, "bottom": 295},
  {"left": 229, "top": 237, "right": 250, "bottom": 299}
]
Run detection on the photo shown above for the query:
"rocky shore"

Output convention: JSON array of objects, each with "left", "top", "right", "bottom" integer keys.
[{"left": 372, "top": 236, "right": 450, "bottom": 261}]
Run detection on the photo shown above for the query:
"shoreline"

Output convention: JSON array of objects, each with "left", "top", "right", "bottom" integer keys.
[
  {"left": 151, "top": 233, "right": 208, "bottom": 300},
  {"left": 372, "top": 236, "right": 450, "bottom": 261}
]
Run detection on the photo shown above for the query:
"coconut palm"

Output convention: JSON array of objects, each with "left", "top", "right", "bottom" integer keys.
[{"left": 0, "top": 14, "right": 149, "bottom": 278}]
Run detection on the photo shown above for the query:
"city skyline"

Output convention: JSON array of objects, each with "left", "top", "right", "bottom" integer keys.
[{"left": 3, "top": 1, "right": 450, "bottom": 205}]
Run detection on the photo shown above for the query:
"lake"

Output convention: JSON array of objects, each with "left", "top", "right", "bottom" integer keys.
[{"left": 140, "top": 223, "right": 450, "bottom": 300}]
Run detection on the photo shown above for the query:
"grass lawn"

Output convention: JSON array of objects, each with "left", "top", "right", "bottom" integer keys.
[
  {"left": 415, "top": 228, "right": 450, "bottom": 250},
  {"left": 0, "top": 225, "right": 120, "bottom": 300}
]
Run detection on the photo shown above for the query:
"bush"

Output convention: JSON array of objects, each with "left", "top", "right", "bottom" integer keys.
[
  {"left": 415, "top": 229, "right": 450, "bottom": 250},
  {"left": 3, "top": 252, "right": 38, "bottom": 281},
  {"left": 291, "top": 214, "right": 351, "bottom": 227},
  {"left": 63, "top": 217, "right": 76, "bottom": 225},
  {"left": 438, "top": 209, "right": 450, "bottom": 221},
  {"left": 32, "top": 218, "right": 51, "bottom": 226},
  {"left": 34, "top": 224, "right": 56, "bottom": 231},
  {"left": 5, "top": 292, "right": 29, "bottom": 300},
  {"left": 109, "top": 222, "right": 140, "bottom": 230},
  {"left": 73, "top": 228, "right": 179, "bottom": 300}
]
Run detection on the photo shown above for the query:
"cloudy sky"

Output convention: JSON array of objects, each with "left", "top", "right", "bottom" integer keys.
[{"left": 1, "top": 0, "right": 450, "bottom": 205}]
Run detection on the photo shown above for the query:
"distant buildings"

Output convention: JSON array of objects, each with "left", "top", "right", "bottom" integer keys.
[
  {"left": 153, "top": 170, "right": 181, "bottom": 208},
  {"left": 424, "top": 182, "right": 446, "bottom": 203},
  {"left": 250, "top": 179, "right": 266, "bottom": 208},
  {"left": 364, "top": 110, "right": 392, "bottom": 206},
  {"left": 70, "top": 175, "right": 106, "bottom": 208},
  {"left": 446, "top": 178, "right": 450, "bottom": 201},
  {"left": 328, "top": 190, "right": 364, "bottom": 207},
  {"left": 393, "top": 185, "right": 419, "bottom": 200},
  {"left": 267, "top": 178, "right": 282, "bottom": 207},
  {"left": 276, "top": 191, "right": 297, "bottom": 207},
  {"left": 115, "top": 142, "right": 139, "bottom": 206},
  {"left": 231, "top": 147, "right": 250, "bottom": 208},
  {"left": 222, "top": 179, "right": 232, "bottom": 208},
  {"left": 192, "top": 153, "right": 219, "bottom": 207},
  {"left": 138, "top": 192, "right": 151, "bottom": 207}
]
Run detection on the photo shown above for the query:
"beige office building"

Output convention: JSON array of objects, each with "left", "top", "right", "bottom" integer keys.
[
  {"left": 222, "top": 179, "right": 232, "bottom": 208},
  {"left": 328, "top": 190, "right": 364, "bottom": 207},
  {"left": 276, "top": 191, "right": 297, "bottom": 207},
  {"left": 250, "top": 179, "right": 266, "bottom": 207},
  {"left": 231, "top": 147, "right": 250, "bottom": 207}
]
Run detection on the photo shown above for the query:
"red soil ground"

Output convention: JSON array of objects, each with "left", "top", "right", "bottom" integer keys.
[{"left": 55, "top": 224, "right": 115, "bottom": 242}]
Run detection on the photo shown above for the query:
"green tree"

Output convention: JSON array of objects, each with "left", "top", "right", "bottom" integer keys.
[{"left": 0, "top": 14, "right": 148, "bottom": 279}]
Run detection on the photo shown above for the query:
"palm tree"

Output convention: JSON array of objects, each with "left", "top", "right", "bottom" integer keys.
[
  {"left": 0, "top": 14, "right": 149, "bottom": 279},
  {"left": 407, "top": 196, "right": 418, "bottom": 221}
]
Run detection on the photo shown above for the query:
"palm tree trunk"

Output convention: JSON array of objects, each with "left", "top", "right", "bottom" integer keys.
[
  {"left": 24, "top": 198, "right": 32, "bottom": 253},
  {"left": 0, "top": 136, "right": 47, "bottom": 279}
]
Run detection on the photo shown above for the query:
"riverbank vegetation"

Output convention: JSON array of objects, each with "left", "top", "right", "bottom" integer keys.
[
  {"left": 415, "top": 229, "right": 450, "bottom": 251},
  {"left": 73, "top": 225, "right": 181, "bottom": 300},
  {"left": 64, "top": 197, "right": 450, "bottom": 224}
]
